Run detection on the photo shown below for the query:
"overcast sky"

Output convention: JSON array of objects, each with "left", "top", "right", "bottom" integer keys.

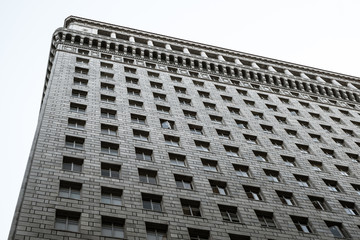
[{"left": 1, "top": 0, "right": 359, "bottom": 238}]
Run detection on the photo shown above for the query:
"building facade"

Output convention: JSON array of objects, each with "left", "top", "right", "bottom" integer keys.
[{"left": 9, "top": 16, "right": 360, "bottom": 239}]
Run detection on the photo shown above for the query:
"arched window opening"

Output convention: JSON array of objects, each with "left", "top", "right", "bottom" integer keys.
[{"left": 74, "top": 36, "right": 81, "bottom": 44}]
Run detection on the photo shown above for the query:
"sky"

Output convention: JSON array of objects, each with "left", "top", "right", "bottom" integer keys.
[{"left": 1, "top": 0, "right": 360, "bottom": 238}]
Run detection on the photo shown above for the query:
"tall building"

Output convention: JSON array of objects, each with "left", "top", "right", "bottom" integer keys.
[{"left": 9, "top": 16, "right": 360, "bottom": 239}]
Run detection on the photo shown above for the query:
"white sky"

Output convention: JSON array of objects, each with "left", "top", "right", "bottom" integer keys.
[{"left": 1, "top": 0, "right": 359, "bottom": 238}]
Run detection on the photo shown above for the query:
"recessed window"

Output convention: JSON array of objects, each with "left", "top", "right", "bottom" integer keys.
[
  {"left": 298, "top": 120, "right": 311, "bottom": 129},
  {"left": 125, "top": 76, "right": 139, "bottom": 84},
  {"left": 323, "top": 179, "right": 342, "bottom": 192},
  {"left": 59, "top": 180, "right": 81, "bottom": 199},
  {"left": 68, "top": 118, "right": 85, "bottom": 130},
  {"left": 325, "top": 221, "right": 348, "bottom": 238},
  {"left": 160, "top": 119, "right": 175, "bottom": 129},
  {"left": 174, "top": 86, "right": 186, "bottom": 94},
  {"left": 322, "top": 148, "right": 335, "bottom": 158},
  {"left": 255, "top": 210, "right": 277, "bottom": 228},
  {"left": 76, "top": 57, "right": 89, "bottom": 64},
  {"left": 285, "top": 129, "right": 297, "bottom": 138},
  {"left": 169, "top": 153, "right": 186, "bottom": 167},
  {"left": 198, "top": 91, "right": 210, "bottom": 98},
  {"left": 170, "top": 75, "right": 182, "bottom": 82},
  {"left": 179, "top": 97, "right": 191, "bottom": 106},
  {"left": 309, "top": 134, "right": 321, "bottom": 143},
  {"left": 288, "top": 108, "right": 299, "bottom": 116},
  {"left": 101, "top": 216, "right": 124, "bottom": 238},
  {"left": 221, "top": 95, "right": 232, "bottom": 102},
  {"left": 189, "top": 124, "right": 203, "bottom": 135},
  {"left": 202, "top": 159, "right": 219, "bottom": 172},
  {"left": 101, "top": 124, "right": 117, "bottom": 136},
  {"left": 224, "top": 145, "right": 239, "bottom": 157},
  {"left": 209, "top": 180, "right": 228, "bottom": 195},
  {"left": 100, "top": 72, "right": 114, "bottom": 79},
  {"left": 70, "top": 102, "right": 86, "bottom": 113},
  {"left": 147, "top": 71, "right": 160, "bottom": 78},
  {"left": 101, "top": 108, "right": 116, "bottom": 119},
  {"left": 146, "top": 62, "right": 156, "bottom": 69},
  {"left": 291, "top": 216, "right": 312, "bottom": 233},
  {"left": 101, "top": 53, "right": 112, "bottom": 60},
  {"left": 235, "top": 120, "right": 248, "bottom": 129},
  {"left": 156, "top": 105, "right": 170, "bottom": 114},
  {"left": 101, "top": 82, "right": 114, "bottom": 91},
  {"left": 237, "top": 89, "right": 247, "bottom": 96},
  {"left": 142, "top": 193, "right": 162, "bottom": 212},
  {"left": 336, "top": 165, "right": 350, "bottom": 176},
  {"left": 55, "top": 210, "right": 80, "bottom": 232},
  {"left": 101, "top": 94, "right": 115, "bottom": 103},
  {"left": 270, "top": 139, "right": 284, "bottom": 149},
  {"left": 296, "top": 144, "right": 309, "bottom": 154},
  {"left": 333, "top": 138, "right": 345, "bottom": 146},
  {"left": 216, "top": 129, "right": 231, "bottom": 139},
  {"left": 153, "top": 92, "right": 166, "bottom": 101},
  {"left": 244, "top": 100, "right": 255, "bottom": 107},
  {"left": 204, "top": 102, "right": 216, "bottom": 110},
  {"left": 253, "top": 151, "right": 268, "bottom": 162},
  {"left": 244, "top": 185, "right": 262, "bottom": 201},
  {"left": 62, "top": 156, "right": 83, "bottom": 172},
  {"left": 228, "top": 107, "right": 240, "bottom": 115},
  {"left": 219, "top": 205, "right": 240, "bottom": 223},
  {"left": 330, "top": 116, "right": 341, "bottom": 123},
  {"left": 181, "top": 199, "right": 201, "bottom": 217},
  {"left": 195, "top": 140, "right": 210, "bottom": 152},
  {"left": 100, "top": 62, "right": 113, "bottom": 69},
  {"left": 294, "top": 174, "right": 310, "bottom": 187},
  {"left": 258, "top": 93, "right": 268, "bottom": 100},
  {"left": 319, "top": 105, "right": 330, "bottom": 112},
  {"left": 279, "top": 97, "right": 289, "bottom": 104},
  {"left": 229, "top": 234, "right": 250, "bottom": 240},
  {"left": 135, "top": 148, "right": 153, "bottom": 161},
  {"left": 188, "top": 228, "right": 209, "bottom": 240},
  {"left": 351, "top": 120, "right": 360, "bottom": 128},
  {"left": 146, "top": 223, "right": 168, "bottom": 240},
  {"left": 101, "top": 142, "right": 119, "bottom": 155},
  {"left": 129, "top": 99, "right": 143, "bottom": 109},
  {"left": 73, "top": 77, "right": 88, "bottom": 86},
  {"left": 309, "top": 160, "right": 323, "bottom": 172},
  {"left": 101, "top": 162, "right": 120, "bottom": 178},
  {"left": 189, "top": 71, "right": 199, "bottom": 77},
  {"left": 210, "top": 115, "right": 223, "bottom": 124},
  {"left": 352, "top": 184, "right": 360, "bottom": 195},
  {"left": 275, "top": 116, "right": 287, "bottom": 124},
  {"left": 308, "top": 195, "right": 329, "bottom": 211},
  {"left": 101, "top": 187, "right": 122, "bottom": 205},
  {"left": 175, "top": 175, "right": 193, "bottom": 190},
  {"left": 131, "top": 113, "right": 146, "bottom": 124},
  {"left": 282, "top": 155, "right": 296, "bottom": 167},
  {"left": 164, "top": 135, "right": 180, "bottom": 147},
  {"left": 343, "top": 128, "right": 355, "bottom": 137},
  {"left": 193, "top": 80, "right": 204, "bottom": 87},
  {"left": 139, "top": 168, "right": 157, "bottom": 185},
  {"left": 75, "top": 66, "right": 88, "bottom": 75},
  {"left": 244, "top": 134, "right": 257, "bottom": 144},
  {"left": 346, "top": 153, "right": 359, "bottom": 163},
  {"left": 127, "top": 87, "right": 141, "bottom": 96},
  {"left": 309, "top": 112, "right": 320, "bottom": 119},
  {"left": 65, "top": 136, "right": 84, "bottom": 149},
  {"left": 264, "top": 169, "right": 281, "bottom": 182},
  {"left": 340, "top": 201, "right": 359, "bottom": 215},
  {"left": 124, "top": 66, "right": 136, "bottom": 74},
  {"left": 215, "top": 85, "right": 226, "bottom": 91},
  {"left": 133, "top": 129, "right": 149, "bottom": 141},
  {"left": 72, "top": 89, "right": 87, "bottom": 99},
  {"left": 266, "top": 104, "right": 277, "bottom": 112},
  {"left": 233, "top": 164, "right": 250, "bottom": 177},
  {"left": 252, "top": 111, "right": 264, "bottom": 120},
  {"left": 276, "top": 191, "right": 296, "bottom": 206},
  {"left": 321, "top": 124, "right": 333, "bottom": 133},
  {"left": 78, "top": 49, "right": 89, "bottom": 55},
  {"left": 183, "top": 110, "right": 197, "bottom": 119}
]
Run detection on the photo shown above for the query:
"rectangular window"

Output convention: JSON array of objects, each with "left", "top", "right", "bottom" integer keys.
[
  {"left": 129, "top": 99, "right": 143, "bottom": 109},
  {"left": 73, "top": 77, "right": 88, "bottom": 86},
  {"left": 127, "top": 87, "right": 141, "bottom": 96},
  {"left": 295, "top": 174, "right": 310, "bottom": 187},
  {"left": 160, "top": 119, "right": 175, "bottom": 129},
  {"left": 264, "top": 169, "right": 281, "bottom": 182},
  {"left": 75, "top": 66, "right": 88, "bottom": 74},
  {"left": 270, "top": 139, "right": 284, "bottom": 149},
  {"left": 282, "top": 155, "right": 296, "bottom": 167},
  {"left": 181, "top": 199, "right": 201, "bottom": 217},
  {"left": 204, "top": 102, "right": 216, "bottom": 110},
  {"left": 101, "top": 142, "right": 119, "bottom": 155},
  {"left": 151, "top": 81, "right": 163, "bottom": 89},
  {"left": 336, "top": 165, "right": 350, "bottom": 176},
  {"left": 101, "top": 124, "right": 117, "bottom": 136},
  {"left": 125, "top": 76, "right": 139, "bottom": 84},
  {"left": 168, "top": 67, "right": 177, "bottom": 73},
  {"left": 76, "top": 57, "right": 89, "bottom": 64},
  {"left": 252, "top": 112, "right": 264, "bottom": 120},
  {"left": 210, "top": 115, "right": 223, "bottom": 124},
  {"left": 193, "top": 80, "right": 204, "bottom": 87},
  {"left": 68, "top": 118, "right": 85, "bottom": 130},
  {"left": 188, "top": 228, "right": 209, "bottom": 240},
  {"left": 219, "top": 205, "right": 240, "bottom": 223},
  {"left": 202, "top": 159, "right": 218, "bottom": 172},
  {"left": 324, "top": 179, "right": 342, "bottom": 192},
  {"left": 215, "top": 85, "right": 226, "bottom": 91},
  {"left": 325, "top": 221, "right": 348, "bottom": 238},
  {"left": 101, "top": 216, "right": 124, "bottom": 238},
  {"left": 72, "top": 89, "right": 87, "bottom": 99},
  {"left": 235, "top": 120, "right": 248, "bottom": 129},
  {"left": 146, "top": 223, "right": 168, "bottom": 240},
  {"left": 224, "top": 145, "right": 239, "bottom": 157},
  {"left": 100, "top": 62, "right": 113, "bottom": 69},
  {"left": 189, "top": 124, "right": 203, "bottom": 135},
  {"left": 195, "top": 140, "right": 210, "bottom": 152},
  {"left": 148, "top": 71, "right": 160, "bottom": 78},
  {"left": 164, "top": 135, "right": 180, "bottom": 147},
  {"left": 183, "top": 110, "right": 197, "bottom": 119},
  {"left": 146, "top": 62, "right": 156, "bottom": 69},
  {"left": 101, "top": 82, "right": 115, "bottom": 91},
  {"left": 291, "top": 216, "right": 312, "bottom": 233},
  {"left": 233, "top": 164, "right": 250, "bottom": 177},
  {"left": 135, "top": 147, "right": 153, "bottom": 161},
  {"left": 101, "top": 162, "right": 120, "bottom": 179},
  {"left": 253, "top": 151, "right": 267, "bottom": 162},
  {"left": 62, "top": 156, "right": 83, "bottom": 172},
  {"left": 156, "top": 105, "right": 170, "bottom": 114},
  {"left": 277, "top": 191, "right": 296, "bottom": 206},
  {"left": 209, "top": 180, "right": 228, "bottom": 195},
  {"left": 124, "top": 67, "right": 136, "bottom": 74},
  {"left": 65, "top": 136, "right": 84, "bottom": 149},
  {"left": 228, "top": 107, "right": 240, "bottom": 115},
  {"left": 131, "top": 113, "right": 146, "bottom": 124},
  {"left": 139, "top": 168, "right": 157, "bottom": 184},
  {"left": 255, "top": 210, "right": 277, "bottom": 228},
  {"left": 244, "top": 134, "right": 257, "bottom": 144},
  {"left": 216, "top": 129, "right": 231, "bottom": 139},
  {"left": 153, "top": 92, "right": 166, "bottom": 101},
  {"left": 100, "top": 71, "right": 114, "bottom": 79},
  {"left": 244, "top": 185, "right": 262, "bottom": 201},
  {"left": 101, "top": 94, "right": 116, "bottom": 103},
  {"left": 221, "top": 95, "right": 232, "bottom": 102},
  {"left": 179, "top": 97, "right": 192, "bottom": 106},
  {"left": 101, "top": 108, "right": 116, "bottom": 119},
  {"left": 169, "top": 153, "right": 186, "bottom": 167},
  {"left": 308, "top": 195, "right": 329, "bottom": 211},
  {"left": 339, "top": 201, "right": 359, "bottom": 215},
  {"left": 101, "top": 187, "right": 122, "bottom": 205},
  {"left": 170, "top": 75, "right": 182, "bottom": 82},
  {"left": 275, "top": 116, "right": 287, "bottom": 124},
  {"left": 261, "top": 124, "right": 273, "bottom": 133},
  {"left": 309, "top": 160, "right": 323, "bottom": 172},
  {"left": 133, "top": 129, "right": 149, "bottom": 141},
  {"left": 55, "top": 210, "right": 80, "bottom": 232},
  {"left": 175, "top": 86, "right": 187, "bottom": 94},
  {"left": 70, "top": 103, "right": 86, "bottom": 113},
  {"left": 198, "top": 91, "right": 210, "bottom": 98},
  {"left": 78, "top": 49, "right": 89, "bottom": 55},
  {"left": 59, "top": 180, "right": 81, "bottom": 199},
  {"left": 175, "top": 174, "right": 193, "bottom": 190},
  {"left": 285, "top": 129, "right": 297, "bottom": 138},
  {"left": 142, "top": 193, "right": 162, "bottom": 211}
]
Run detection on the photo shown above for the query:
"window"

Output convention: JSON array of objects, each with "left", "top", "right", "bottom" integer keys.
[
  {"left": 324, "top": 179, "right": 341, "bottom": 192},
  {"left": 76, "top": 57, "right": 89, "bottom": 64},
  {"left": 333, "top": 138, "right": 345, "bottom": 147},
  {"left": 101, "top": 82, "right": 114, "bottom": 91},
  {"left": 189, "top": 124, "right": 203, "bottom": 135},
  {"left": 299, "top": 101, "right": 310, "bottom": 108},
  {"left": 101, "top": 187, "right": 122, "bottom": 205},
  {"left": 101, "top": 94, "right": 115, "bottom": 103},
  {"left": 294, "top": 175, "right": 310, "bottom": 187},
  {"left": 168, "top": 67, "right": 177, "bottom": 73},
  {"left": 325, "top": 221, "right": 348, "bottom": 238},
  {"left": 193, "top": 80, "right": 204, "bottom": 87},
  {"left": 179, "top": 98, "right": 191, "bottom": 106},
  {"left": 346, "top": 153, "right": 359, "bottom": 163},
  {"left": 100, "top": 62, "right": 113, "bottom": 69},
  {"left": 203, "top": 102, "right": 216, "bottom": 110},
  {"left": 229, "top": 234, "right": 250, "bottom": 240},
  {"left": 133, "top": 129, "right": 149, "bottom": 141},
  {"left": 322, "top": 148, "right": 335, "bottom": 158},
  {"left": 59, "top": 180, "right": 81, "bottom": 199},
  {"left": 55, "top": 210, "right": 80, "bottom": 232},
  {"left": 296, "top": 144, "right": 309, "bottom": 153},
  {"left": 224, "top": 145, "right": 239, "bottom": 157},
  {"left": 243, "top": 185, "right": 262, "bottom": 201},
  {"left": 202, "top": 159, "right": 218, "bottom": 172},
  {"left": 170, "top": 75, "right": 182, "bottom": 82},
  {"left": 147, "top": 71, "right": 159, "bottom": 78},
  {"left": 72, "top": 89, "right": 87, "bottom": 99},
  {"left": 308, "top": 196, "right": 329, "bottom": 211},
  {"left": 309, "top": 112, "right": 320, "bottom": 119},
  {"left": 340, "top": 201, "right": 358, "bottom": 215},
  {"left": 150, "top": 82, "right": 162, "bottom": 89},
  {"left": 146, "top": 223, "right": 167, "bottom": 240},
  {"left": 266, "top": 104, "right": 277, "bottom": 112},
  {"left": 279, "top": 97, "right": 289, "bottom": 104},
  {"left": 264, "top": 169, "right": 281, "bottom": 182},
  {"left": 146, "top": 62, "right": 156, "bottom": 69},
  {"left": 195, "top": 140, "right": 210, "bottom": 152},
  {"left": 233, "top": 164, "right": 250, "bottom": 177},
  {"left": 209, "top": 180, "right": 228, "bottom": 195},
  {"left": 228, "top": 107, "right": 240, "bottom": 115},
  {"left": 277, "top": 191, "right": 296, "bottom": 206},
  {"left": 219, "top": 205, "right": 240, "bottom": 223},
  {"left": 210, "top": 115, "right": 223, "bottom": 124},
  {"left": 221, "top": 95, "right": 232, "bottom": 102},
  {"left": 288, "top": 108, "right": 299, "bottom": 116},
  {"left": 62, "top": 156, "right": 83, "bottom": 172},
  {"left": 237, "top": 89, "right": 247, "bottom": 96},
  {"left": 101, "top": 124, "right": 117, "bottom": 136},
  {"left": 135, "top": 148, "right": 153, "bottom": 161},
  {"left": 160, "top": 119, "right": 175, "bottom": 129},
  {"left": 169, "top": 153, "right": 186, "bottom": 167},
  {"left": 183, "top": 110, "right": 197, "bottom": 119},
  {"left": 321, "top": 124, "right": 333, "bottom": 133},
  {"left": 124, "top": 66, "right": 136, "bottom": 74},
  {"left": 156, "top": 105, "right": 170, "bottom": 114},
  {"left": 298, "top": 120, "right": 311, "bottom": 129},
  {"left": 258, "top": 93, "right": 269, "bottom": 100},
  {"left": 343, "top": 129, "right": 354, "bottom": 137},
  {"left": 101, "top": 53, "right": 111, "bottom": 60},
  {"left": 261, "top": 124, "right": 273, "bottom": 133},
  {"left": 351, "top": 184, "right": 360, "bottom": 195},
  {"left": 75, "top": 66, "right": 88, "bottom": 74},
  {"left": 181, "top": 199, "right": 201, "bottom": 216},
  {"left": 125, "top": 76, "right": 139, "bottom": 84},
  {"left": 198, "top": 91, "right": 210, "bottom": 98},
  {"left": 309, "top": 160, "right": 324, "bottom": 172},
  {"left": 252, "top": 111, "right": 264, "bottom": 120},
  {"left": 253, "top": 151, "right": 268, "bottom": 162},
  {"left": 139, "top": 169, "right": 157, "bottom": 184},
  {"left": 68, "top": 118, "right": 85, "bottom": 130},
  {"left": 255, "top": 211, "right": 276, "bottom": 228},
  {"left": 101, "top": 217, "right": 124, "bottom": 238},
  {"left": 78, "top": 49, "right": 89, "bottom": 55},
  {"left": 282, "top": 155, "right": 296, "bottom": 167},
  {"left": 142, "top": 193, "right": 162, "bottom": 211},
  {"left": 101, "top": 162, "right": 120, "bottom": 178},
  {"left": 285, "top": 129, "right": 297, "bottom": 138},
  {"left": 188, "top": 228, "right": 209, "bottom": 240},
  {"left": 270, "top": 139, "right": 284, "bottom": 149},
  {"left": 70, "top": 103, "right": 86, "bottom": 113},
  {"left": 127, "top": 100, "right": 143, "bottom": 110},
  {"left": 215, "top": 85, "right": 226, "bottom": 91},
  {"left": 153, "top": 92, "right": 166, "bottom": 101},
  {"left": 127, "top": 87, "right": 141, "bottom": 96},
  {"left": 164, "top": 135, "right": 180, "bottom": 146},
  {"left": 275, "top": 116, "right": 287, "bottom": 124},
  {"left": 309, "top": 134, "right": 321, "bottom": 143},
  {"left": 101, "top": 108, "right": 116, "bottom": 119},
  {"left": 319, "top": 105, "right": 330, "bottom": 112},
  {"left": 73, "top": 77, "right": 88, "bottom": 86},
  {"left": 131, "top": 113, "right": 146, "bottom": 124},
  {"left": 331, "top": 116, "right": 342, "bottom": 123},
  {"left": 235, "top": 120, "right": 248, "bottom": 129},
  {"left": 174, "top": 86, "right": 186, "bottom": 94},
  {"left": 291, "top": 216, "right": 312, "bottom": 233},
  {"left": 100, "top": 72, "right": 114, "bottom": 79},
  {"left": 175, "top": 175, "right": 193, "bottom": 190},
  {"left": 244, "top": 100, "right": 255, "bottom": 107},
  {"left": 216, "top": 129, "right": 231, "bottom": 139},
  {"left": 65, "top": 136, "right": 84, "bottom": 149},
  {"left": 244, "top": 134, "right": 257, "bottom": 144},
  {"left": 101, "top": 142, "right": 118, "bottom": 155},
  {"left": 336, "top": 165, "right": 350, "bottom": 176}
]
